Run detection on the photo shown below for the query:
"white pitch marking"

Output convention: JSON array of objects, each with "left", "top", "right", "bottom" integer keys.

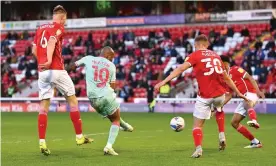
[
  {"left": 1, "top": 130, "right": 164, "bottom": 144},
  {"left": 123, "top": 136, "right": 155, "bottom": 139}
]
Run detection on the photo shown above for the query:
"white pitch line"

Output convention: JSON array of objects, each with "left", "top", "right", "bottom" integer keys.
[
  {"left": 1, "top": 140, "right": 31, "bottom": 144},
  {"left": 87, "top": 132, "right": 108, "bottom": 136},
  {"left": 1, "top": 130, "right": 164, "bottom": 144},
  {"left": 123, "top": 136, "right": 155, "bottom": 139},
  {"left": 3, "top": 126, "right": 275, "bottom": 144}
]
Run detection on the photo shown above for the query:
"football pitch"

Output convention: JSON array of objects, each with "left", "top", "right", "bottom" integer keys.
[{"left": 2, "top": 113, "right": 276, "bottom": 166}]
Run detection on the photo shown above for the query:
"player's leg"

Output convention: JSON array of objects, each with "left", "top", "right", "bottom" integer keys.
[
  {"left": 215, "top": 109, "right": 226, "bottom": 150},
  {"left": 104, "top": 108, "right": 121, "bottom": 155},
  {"left": 245, "top": 93, "right": 260, "bottom": 129},
  {"left": 232, "top": 103, "right": 262, "bottom": 148},
  {"left": 191, "top": 96, "right": 213, "bottom": 158},
  {"left": 38, "top": 99, "right": 51, "bottom": 156},
  {"left": 102, "top": 94, "right": 132, "bottom": 155},
  {"left": 37, "top": 70, "right": 54, "bottom": 156},
  {"left": 191, "top": 117, "right": 205, "bottom": 158},
  {"left": 149, "top": 99, "right": 156, "bottom": 113},
  {"left": 213, "top": 94, "right": 226, "bottom": 150},
  {"left": 56, "top": 70, "right": 93, "bottom": 145},
  {"left": 65, "top": 95, "right": 93, "bottom": 145},
  {"left": 148, "top": 103, "right": 152, "bottom": 113},
  {"left": 119, "top": 117, "right": 134, "bottom": 132}
]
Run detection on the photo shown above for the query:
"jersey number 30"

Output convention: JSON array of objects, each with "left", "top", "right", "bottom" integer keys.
[
  {"left": 201, "top": 58, "right": 223, "bottom": 76},
  {"left": 92, "top": 65, "right": 110, "bottom": 88}
]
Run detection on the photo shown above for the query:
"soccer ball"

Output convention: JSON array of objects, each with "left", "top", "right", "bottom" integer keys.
[{"left": 170, "top": 117, "right": 185, "bottom": 132}]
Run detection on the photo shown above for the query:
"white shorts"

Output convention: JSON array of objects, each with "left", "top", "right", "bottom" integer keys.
[
  {"left": 38, "top": 70, "right": 75, "bottom": 100},
  {"left": 193, "top": 94, "right": 225, "bottom": 120},
  {"left": 235, "top": 92, "right": 259, "bottom": 116}
]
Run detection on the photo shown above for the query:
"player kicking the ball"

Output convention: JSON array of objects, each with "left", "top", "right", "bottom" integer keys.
[
  {"left": 216, "top": 56, "right": 264, "bottom": 148},
  {"left": 32, "top": 5, "right": 93, "bottom": 156},
  {"left": 154, "top": 35, "right": 249, "bottom": 158},
  {"left": 74, "top": 46, "right": 134, "bottom": 156}
]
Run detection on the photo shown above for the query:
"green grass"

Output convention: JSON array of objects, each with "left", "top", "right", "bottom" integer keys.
[{"left": 1, "top": 113, "right": 276, "bottom": 166}]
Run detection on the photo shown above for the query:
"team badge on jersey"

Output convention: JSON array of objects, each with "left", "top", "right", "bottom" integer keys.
[
  {"left": 56, "top": 29, "right": 62, "bottom": 36},
  {"left": 238, "top": 68, "right": 244, "bottom": 73}
]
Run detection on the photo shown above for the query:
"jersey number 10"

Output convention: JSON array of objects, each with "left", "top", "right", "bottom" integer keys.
[
  {"left": 201, "top": 58, "right": 223, "bottom": 76},
  {"left": 92, "top": 65, "right": 110, "bottom": 88}
]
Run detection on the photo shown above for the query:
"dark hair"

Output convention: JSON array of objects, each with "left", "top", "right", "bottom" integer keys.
[
  {"left": 220, "top": 55, "right": 230, "bottom": 63},
  {"left": 53, "top": 5, "right": 67, "bottom": 14}
]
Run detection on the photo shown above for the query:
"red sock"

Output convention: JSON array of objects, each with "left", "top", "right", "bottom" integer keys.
[
  {"left": 237, "top": 125, "right": 254, "bottom": 141},
  {"left": 193, "top": 128, "right": 203, "bottom": 147},
  {"left": 38, "top": 113, "right": 48, "bottom": 139},
  {"left": 215, "top": 111, "right": 225, "bottom": 133},
  {"left": 248, "top": 108, "right": 257, "bottom": 121},
  {"left": 70, "top": 108, "right": 82, "bottom": 135}
]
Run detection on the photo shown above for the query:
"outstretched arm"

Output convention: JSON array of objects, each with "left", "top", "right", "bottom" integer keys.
[
  {"left": 154, "top": 62, "right": 191, "bottom": 91},
  {"left": 244, "top": 73, "right": 265, "bottom": 98},
  {"left": 223, "top": 92, "right": 232, "bottom": 106},
  {"left": 223, "top": 71, "right": 249, "bottom": 102}
]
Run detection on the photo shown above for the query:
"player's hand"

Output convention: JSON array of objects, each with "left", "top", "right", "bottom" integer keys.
[
  {"left": 237, "top": 93, "right": 249, "bottom": 102},
  {"left": 211, "top": 109, "right": 216, "bottom": 118},
  {"left": 256, "top": 90, "right": 265, "bottom": 99},
  {"left": 39, "top": 61, "right": 52, "bottom": 70},
  {"left": 154, "top": 81, "right": 165, "bottom": 93}
]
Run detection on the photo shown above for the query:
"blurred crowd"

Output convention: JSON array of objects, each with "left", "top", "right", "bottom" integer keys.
[
  {"left": 1, "top": 23, "right": 276, "bottom": 98},
  {"left": 1, "top": 30, "right": 37, "bottom": 97},
  {"left": 3, "top": 1, "right": 271, "bottom": 21}
]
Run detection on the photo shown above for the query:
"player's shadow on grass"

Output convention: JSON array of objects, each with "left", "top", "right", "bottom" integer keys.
[
  {"left": 173, "top": 147, "right": 220, "bottom": 157},
  {"left": 202, "top": 148, "right": 221, "bottom": 154}
]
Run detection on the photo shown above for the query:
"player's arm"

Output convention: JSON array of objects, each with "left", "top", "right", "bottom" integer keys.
[
  {"left": 223, "top": 92, "right": 232, "bottom": 106},
  {"left": 74, "top": 57, "right": 87, "bottom": 67},
  {"left": 110, "top": 82, "right": 116, "bottom": 90},
  {"left": 243, "top": 73, "right": 265, "bottom": 98},
  {"left": 38, "top": 37, "right": 56, "bottom": 70},
  {"left": 110, "top": 64, "right": 116, "bottom": 90},
  {"left": 32, "top": 45, "right": 37, "bottom": 57},
  {"left": 32, "top": 31, "right": 37, "bottom": 58},
  {"left": 46, "top": 37, "right": 56, "bottom": 64},
  {"left": 222, "top": 71, "right": 249, "bottom": 102},
  {"left": 154, "top": 62, "right": 191, "bottom": 91}
]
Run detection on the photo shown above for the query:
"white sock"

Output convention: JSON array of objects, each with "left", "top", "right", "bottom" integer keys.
[
  {"left": 196, "top": 145, "right": 202, "bottom": 151},
  {"left": 76, "top": 134, "right": 83, "bottom": 139},
  {"left": 39, "top": 139, "right": 45, "bottom": 143},
  {"left": 219, "top": 132, "right": 226, "bottom": 141},
  {"left": 106, "top": 143, "right": 112, "bottom": 149},
  {"left": 251, "top": 138, "right": 259, "bottom": 144}
]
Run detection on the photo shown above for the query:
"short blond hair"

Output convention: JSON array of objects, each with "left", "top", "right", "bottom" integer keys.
[
  {"left": 195, "top": 34, "right": 208, "bottom": 43},
  {"left": 53, "top": 5, "right": 67, "bottom": 15},
  {"left": 195, "top": 34, "right": 209, "bottom": 46}
]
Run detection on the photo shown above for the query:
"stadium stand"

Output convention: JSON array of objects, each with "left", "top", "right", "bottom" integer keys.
[{"left": 1, "top": 23, "right": 275, "bottom": 99}]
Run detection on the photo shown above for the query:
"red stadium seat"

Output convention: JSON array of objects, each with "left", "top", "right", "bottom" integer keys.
[{"left": 1, "top": 22, "right": 272, "bottom": 98}]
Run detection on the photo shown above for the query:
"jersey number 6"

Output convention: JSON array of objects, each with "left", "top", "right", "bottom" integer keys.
[
  {"left": 201, "top": 58, "right": 223, "bottom": 76},
  {"left": 92, "top": 65, "right": 110, "bottom": 88},
  {"left": 40, "top": 30, "right": 47, "bottom": 48}
]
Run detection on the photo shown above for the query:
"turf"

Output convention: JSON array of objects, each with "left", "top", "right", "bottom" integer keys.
[{"left": 1, "top": 113, "right": 276, "bottom": 166}]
